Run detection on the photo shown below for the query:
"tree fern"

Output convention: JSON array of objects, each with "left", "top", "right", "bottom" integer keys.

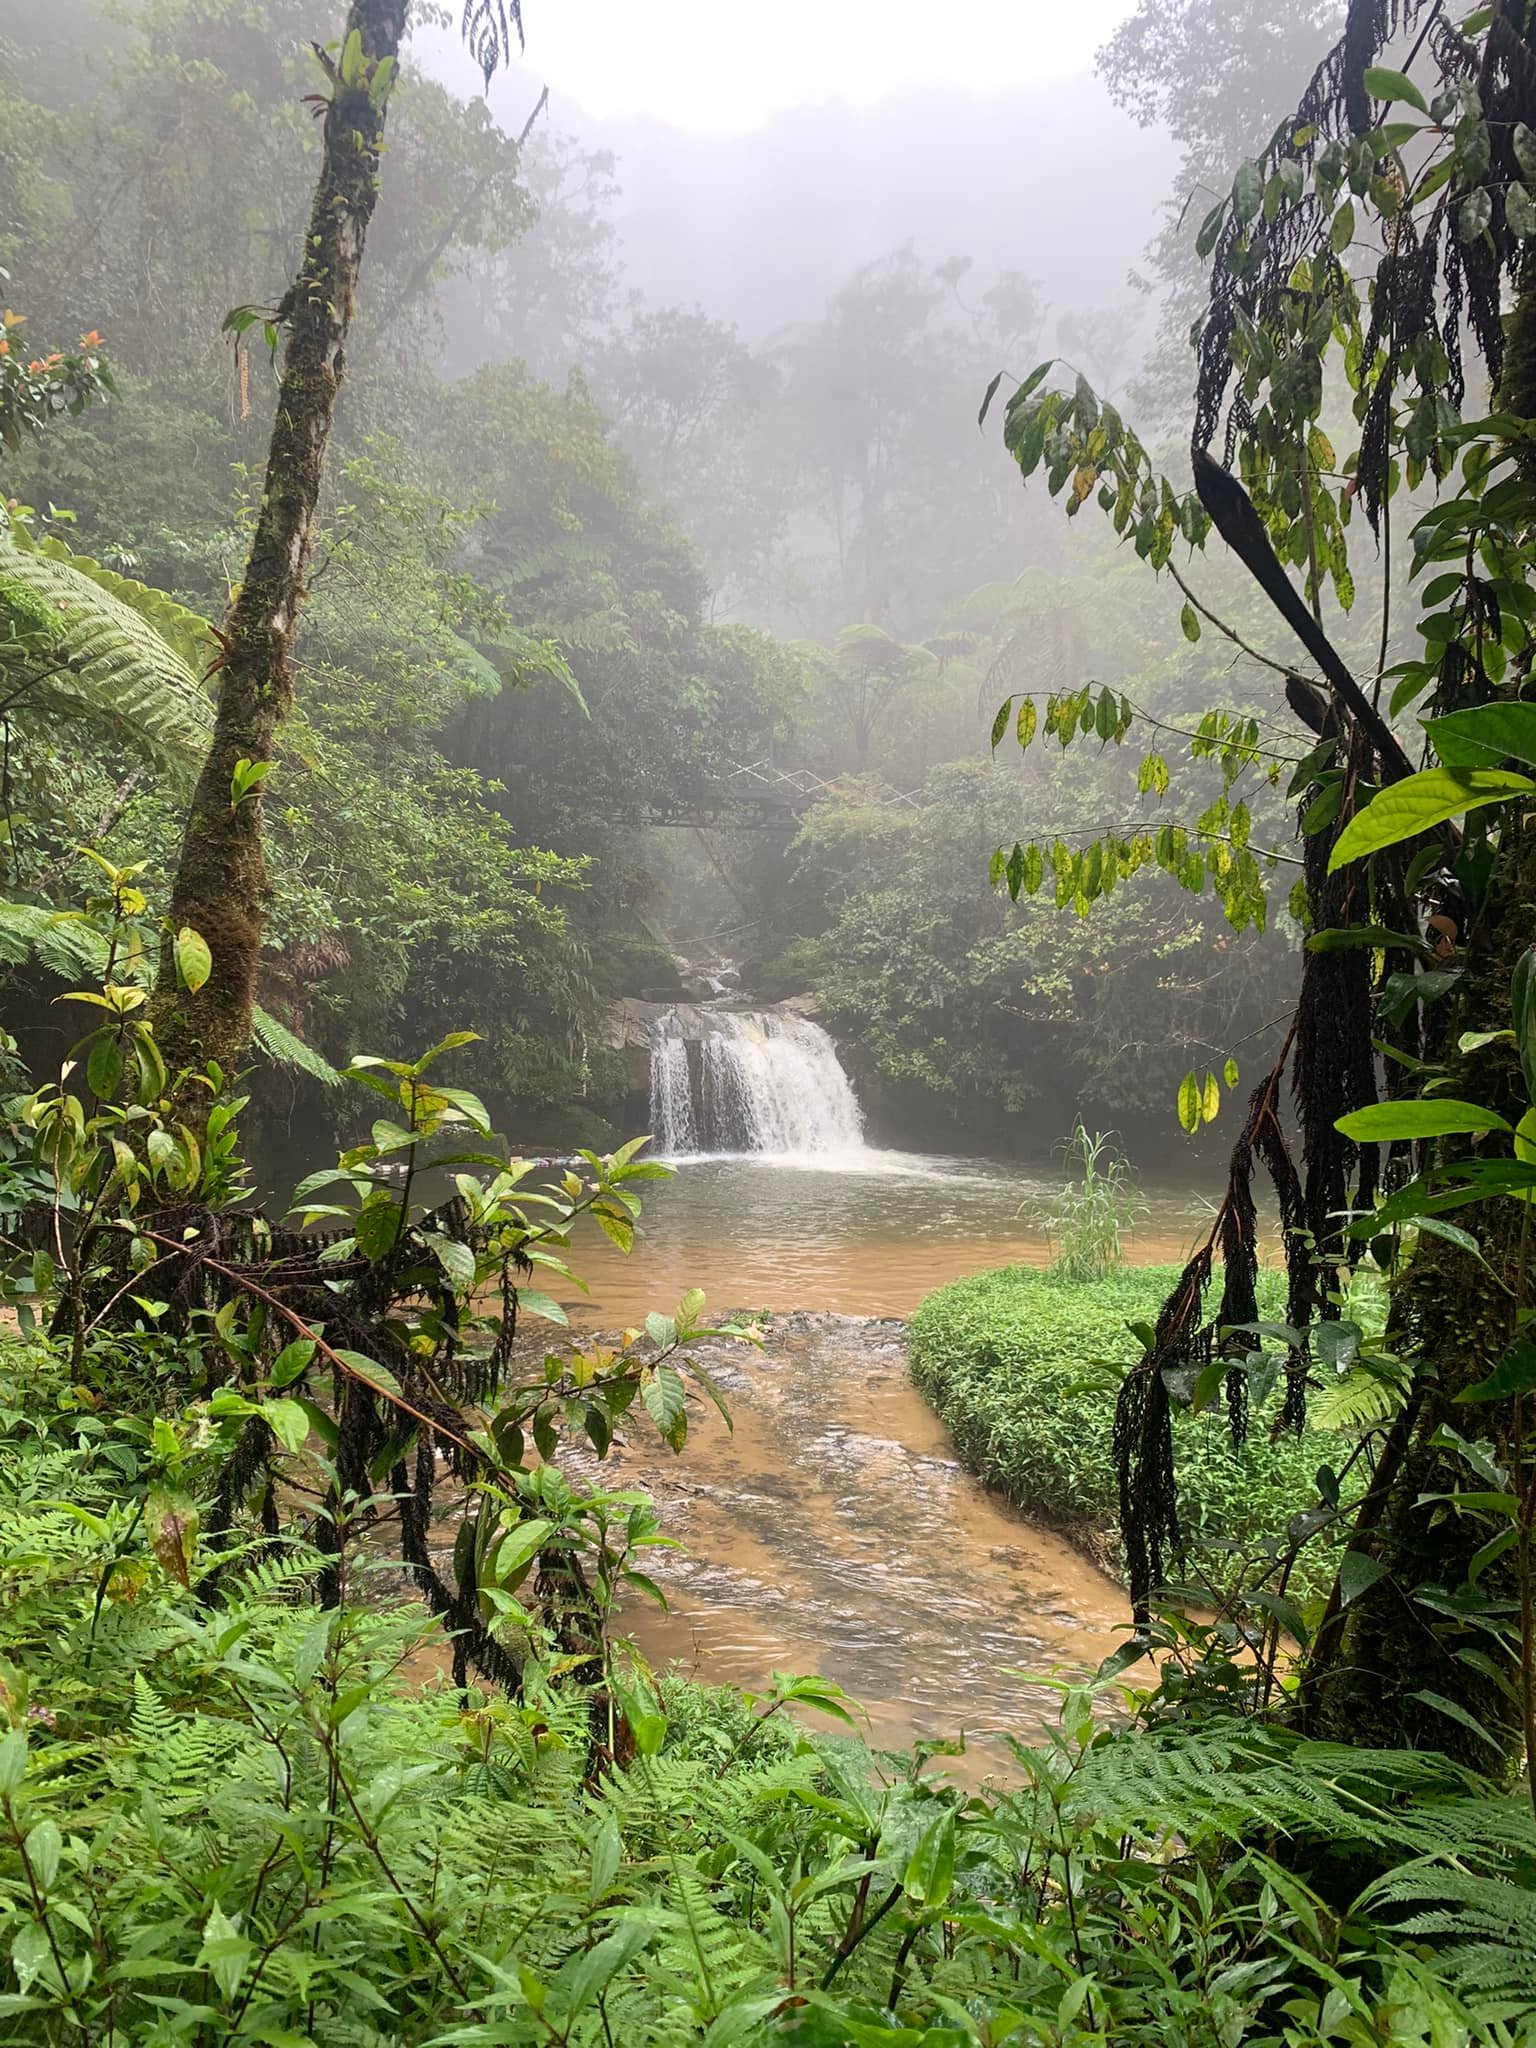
[
  {"left": 0, "top": 527, "right": 215, "bottom": 766},
  {"left": 0, "top": 900, "right": 340, "bottom": 1085}
]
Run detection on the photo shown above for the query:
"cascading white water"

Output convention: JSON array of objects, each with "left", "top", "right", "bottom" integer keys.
[
  {"left": 647, "top": 1007, "right": 866, "bottom": 1157},
  {"left": 647, "top": 1020, "right": 698, "bottom": 1155}
]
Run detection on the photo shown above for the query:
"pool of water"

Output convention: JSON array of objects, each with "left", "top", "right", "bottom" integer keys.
[
  {"left": 564, "top": 1145, "right": 1214, "bottom": 1324},
  {"left": 498, "top": 1144, "right": 1213, "bottom": 1774}
]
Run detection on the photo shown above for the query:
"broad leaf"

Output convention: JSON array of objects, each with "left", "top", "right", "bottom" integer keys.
[
  {"left": 1335, "top": 1099, "right": 1512, "bottom": 1141},
  {"left": 1362, "top": 64, "right": 1428, "bottom": 114},
  {"left": 1424, "top": 701, "right": 1536, "bottom": 768},
  {"left": 1328, "top": 768, "right": 1534, "bottom": 872}
]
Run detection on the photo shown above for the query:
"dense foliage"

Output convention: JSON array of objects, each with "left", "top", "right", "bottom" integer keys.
[
  {"left": 0, "top": 0, "right": 1305, "bottom": 1154},
  {"left": 909, "top": 1264, "right": 1342, "bottom": 1598},
  {"left": 0, "top": 0, "right": 1534, "bottom": 2038},
  {"left": 4, "top": 1283, "right": 1535, "bottom": 2044}
]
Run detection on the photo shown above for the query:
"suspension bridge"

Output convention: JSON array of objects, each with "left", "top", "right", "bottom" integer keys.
[{"left": 631, "top": 760, "right": 921, "bottom": 831}]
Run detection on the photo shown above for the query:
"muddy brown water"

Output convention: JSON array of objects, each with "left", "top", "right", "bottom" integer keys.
[
  {"left": 564, "top": 1148, "right": 1213, "bottom": 1323},
  {"left": 515, "top": 1150, "right": 1215, "bottom": 1774}
]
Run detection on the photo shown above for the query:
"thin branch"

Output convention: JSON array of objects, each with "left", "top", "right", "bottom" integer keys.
[{"left": 1166, "top": 560, "right": 1294, "bottom": 679}]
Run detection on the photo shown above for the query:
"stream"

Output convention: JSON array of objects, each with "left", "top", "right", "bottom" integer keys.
[{"left": 545, "top": 1145, "right": 1213, "bottom": 1772}]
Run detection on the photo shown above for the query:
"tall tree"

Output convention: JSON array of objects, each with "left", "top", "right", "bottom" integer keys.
[{"left": 151, "top": 0, "right": 514, "bottom": 1088}]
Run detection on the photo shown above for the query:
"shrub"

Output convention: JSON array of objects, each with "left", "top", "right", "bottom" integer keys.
[{"left": 908, "top": 1263, "right": 1340, "bottom": 1596}]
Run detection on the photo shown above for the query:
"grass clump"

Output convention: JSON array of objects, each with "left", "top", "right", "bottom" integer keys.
[
  {"left": 1025, "top": 1123, "right": 1146, "bottom": 1282},
  {"left": 909, "top": 1262, "right": 1340, "bottom": 1596}
]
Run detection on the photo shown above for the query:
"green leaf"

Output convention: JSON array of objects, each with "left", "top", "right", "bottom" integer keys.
[
  {"left": 199, "top": 1903, "right": 252, "bottom": 2002},
  {"left": 1307, "top": 924, "right": 1428, "bottom": 954},
  {"left": 270, "top": 1339, "right": 314, "bottom": 1388},
  {"left": 1514, "top": 121, "right": 1536, "bottom": 183},
  {"left": 24, "top": 1820, "right": 60, "bottom": 1892},
  {"left": 516, "top": 1288, "right": 569, "bottom": 1325},
  {"left": 1179, "top": 602, "right": 1200, "bottom": 643},
  {"left": 491, "top": 1517, "right": 554, "bottom": 1578},
  {"left": 641, "top": 1363, "right": 687, "bottom": 1446},
  {"left": 1201, "top": 1070, "right": 1220, "bottom": 1122},
  {"left": 1232, "top": 160, "right": 1264, "bottom": 222},
  {"left": 990, "top": 699, "right": 1011, "bottom": 751},
  {"left": 0, "top": 1730, "right": 27, "bottom": 1796},
  {"left": 1459, "top": 187, "right": 1494, "bottom": 242},
  {"left": 261, "top": 1399, "right": 310, "bottom": 1454},
  {"left": 1177, "top": 1071, "right": 1200, "bottom": 1135},
  {"left": 353, "top": 1191, "right": 401, "bottom": 1262},
  {"left": 1424, "top": 701, "right": 1536, "bottom": 769},
  {"left": 1328, "top": 768, "right": 1534, "bottom": 871},
  {"left": 1015, "top": 696, "right": 1037, "bottom": 750},
  {"left": 1223, "top": 1056, "right": 1240, "bottom": 1089},
  {"left": 1335, "top": 1097, "right": 1515, "bottom": 1146},
  {"left": 903, "top": 1810, "right": 956, "bottom": 1909},
  {"left": 1512, "top": 948, "right": 1536, "bottom": 1104},
  {"left": 1330, "top": 199, "right": 1355, "bottom": 251},
  {"left": 1337, "top": 1552, "right": 1389, "bottom": 1606},
  {"left": 423, "top": 1230, "right": 476, "bottom": 1290},
  {"left": 1408, "top": 1688, "right": 1505, "bottom": 1753},
  {"left": 1336, "top": 1099, "right": 1512, "bottom": 1140},
  {"left": 614, "top": 1669, "right": 667, "bottom": 1757},
  {"left": 174, "top": 925, "right": 212, "bottom": 994},
  {"left": 1363, "top": 65, "right": 1428, "bottom": 114},
  {"left": 86, "top": 1033, "right": 124, "bottom": 1101},
  {"left": 1508, "top": 183, "right": 1536, "bottom": 239},
  {"left": 1458, "top": 1338, "right": 1536, "bottom": 1403}
]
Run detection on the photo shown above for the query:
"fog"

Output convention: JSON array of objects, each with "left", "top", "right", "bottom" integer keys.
[{"left": 1, "top": 0, "right": 1351, "bottom": 1154}]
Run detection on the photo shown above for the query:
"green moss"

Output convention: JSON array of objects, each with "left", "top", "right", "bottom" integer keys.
[{"left": 909, "top": 1264, "right": 1340, "bottom": 1598}]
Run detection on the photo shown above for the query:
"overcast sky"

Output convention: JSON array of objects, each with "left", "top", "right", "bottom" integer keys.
[{"left": 435, "top": 0, "right": 1138, "bottom": 133}]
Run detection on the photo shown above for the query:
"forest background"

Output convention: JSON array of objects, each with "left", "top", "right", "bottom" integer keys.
[{"left": 1, "top": 0, "right": 1354, "bottom": 1169}]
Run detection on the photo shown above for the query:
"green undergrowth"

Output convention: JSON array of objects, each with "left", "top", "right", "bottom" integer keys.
[
  {"left": 908, "top": 1263, "right": 1343, "bottom": 1599},
  {"left": 1, "top": 1330, "right": 1534, "bottom": 2042}
]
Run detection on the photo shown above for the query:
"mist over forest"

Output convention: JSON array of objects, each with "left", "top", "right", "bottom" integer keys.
[
  {"left": 1, "top": 0, "right": 1352, "bottom": 1164},
  {"left": 6, "top": 1, "right": 1536, "bottom": 2033}
]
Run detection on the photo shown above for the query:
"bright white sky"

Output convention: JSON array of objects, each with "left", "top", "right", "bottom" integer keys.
[{"left": 451, "top": 0, "right": 1137, "bottom": 133}]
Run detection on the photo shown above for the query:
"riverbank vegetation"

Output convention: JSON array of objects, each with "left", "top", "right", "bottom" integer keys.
[
  {"left": 4, "top": 1251, "right": 1535, "bottom": 2044},
  {"left": 909, "top": 1264, "right": 1344, "bottom": 1597}
]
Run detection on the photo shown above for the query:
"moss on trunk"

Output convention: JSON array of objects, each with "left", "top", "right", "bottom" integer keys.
[{"left": 1301, "top": 820, "right": 1536, "bottom": 1770}]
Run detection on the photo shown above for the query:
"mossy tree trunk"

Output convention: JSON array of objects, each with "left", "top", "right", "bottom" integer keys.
[
  {"left": 1300, "top": 824, "right": 1536, "bottom": 1770},
  {"left": 152, "top": 0, "right": 409, "bottom": 1089},
  {"left": 1300, "top": 247, "right": 1536, "bottom": 1776}
]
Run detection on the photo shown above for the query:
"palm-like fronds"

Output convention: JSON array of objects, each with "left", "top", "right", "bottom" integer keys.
[
  {"left": 0, "top": 527, "right": 215, "bottom": 766},
  {"left": 0, "top": 899, "right": 341, "bottom": 1085}
]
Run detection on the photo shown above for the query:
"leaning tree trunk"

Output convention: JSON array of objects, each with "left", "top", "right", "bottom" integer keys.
[
  {"left": 1299, "top": 823, "right": 1536, "bottom": 1771},
  {"left": 1299, "top": 251, "right": 1536, "bottom": 1775},
  {"left": 152, "top": 0, "right": 409, "bottom": 1090}
]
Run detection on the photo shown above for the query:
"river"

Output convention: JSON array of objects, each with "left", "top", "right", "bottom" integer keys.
[
  {"left": 544, "top": 1142, "right": 1211, "bottom": 1773},
  {"left": 567, "top": 1146, "right": 1213, "bottom": 1322}
]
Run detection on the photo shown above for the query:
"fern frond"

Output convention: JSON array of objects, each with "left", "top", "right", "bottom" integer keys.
[
  {"left": 1311, "top": 1356, "right": 1413, "bottom": 1432},
  {"left": 0, "top": 530, "right": 214, "bottom": 765},
  {"left": 250, "top": 1007, "right": 343, "bottom": 1087},
  {"left": 0, "top": 900, "right": 107, "bottom": 978},
  {"left": 1375, "top": 1864, "right": 1536, "bottom": 1998}
]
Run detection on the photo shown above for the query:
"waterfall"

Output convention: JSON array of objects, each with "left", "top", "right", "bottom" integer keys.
[
  {"left": 647, "top": 1019, "right": 698, "bottom": 1155},
  {"left": 646, "top": 1007, "right": 866, "bottom": 1157}
]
